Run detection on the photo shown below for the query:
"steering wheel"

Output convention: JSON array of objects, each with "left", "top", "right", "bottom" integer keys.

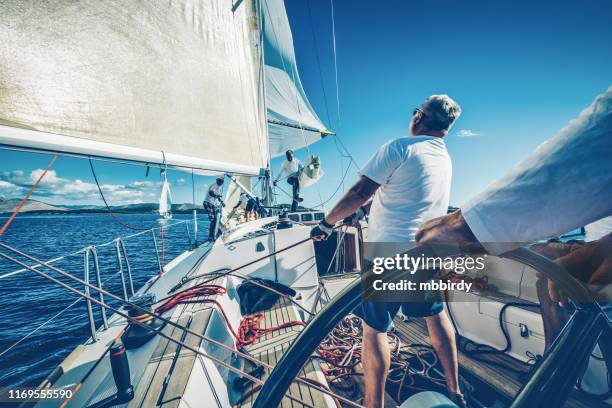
[{"left": 252, "top": 246, "right": 599, "bottom": 408}]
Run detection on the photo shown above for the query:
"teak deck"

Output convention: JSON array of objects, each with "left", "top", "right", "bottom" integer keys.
[
  {"left": 128, "top": 276, "right": 221, "bottom": 408},
  {"left": 127, "top": 276, "right": 332, "bottom": 408},
  {"left": 236, "top": 297, "right": 332, "bottom": 408}
]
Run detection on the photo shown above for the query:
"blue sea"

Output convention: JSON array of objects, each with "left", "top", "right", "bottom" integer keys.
[{"left": 0, "top": 213, "right": 210, "bottom": 388}]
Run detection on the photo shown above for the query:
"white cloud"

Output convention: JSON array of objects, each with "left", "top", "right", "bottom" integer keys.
[
  {"left": 30, "top": 169, "right": 63, "bottom": 185},
  {"left": 130, "top": 180, "right": 162, "bottom": 189},
  {"left": 0, "top": 167, "right": 174, "bottom": 205},
  {"left": 0, "top": 180, "right": 24, "bottom": 195},
  {"left": 455, "top": 129, "right": 480, "bottom": 137},
  {"left": 176, "top": 178, "right": 186, "bottom": 186}
]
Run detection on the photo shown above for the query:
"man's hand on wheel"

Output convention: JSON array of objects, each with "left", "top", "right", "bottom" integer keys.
[
  {"left": 311, "top": 220, "right": 334, "bottom": 241},
  {"left": 532, "top": 233, "right": 612, "bottom": 306}
]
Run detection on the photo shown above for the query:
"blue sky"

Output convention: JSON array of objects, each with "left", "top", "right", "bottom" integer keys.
[{"left": 1, "top": 0, "right": 611, "bottom": 208}]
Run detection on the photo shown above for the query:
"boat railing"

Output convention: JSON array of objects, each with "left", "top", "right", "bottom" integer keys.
[{"left": 0, "top": 218, "right": 199, "bottom": 346}]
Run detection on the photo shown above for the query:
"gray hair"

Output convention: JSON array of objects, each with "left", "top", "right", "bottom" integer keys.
[{"left": 422, "top": 94, "right": 461, "bottom": 131}]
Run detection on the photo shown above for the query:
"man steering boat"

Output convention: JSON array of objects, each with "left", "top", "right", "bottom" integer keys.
[{"left": 311, "top": 94, "right": 466, "bottom": 408}]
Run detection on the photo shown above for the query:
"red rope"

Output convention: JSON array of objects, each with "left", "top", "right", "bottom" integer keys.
[
  {"left": 237, "top": 313, "right": 305, "bottom": 347},
  {"left": 0, "top": 155, "right": 58, "bottom": 239},
  {"left": 154, "top": 284, "right": 304, "bottom": 347},
  {"left": 160, "top": 225, "right": 165, "bottom": 275}
]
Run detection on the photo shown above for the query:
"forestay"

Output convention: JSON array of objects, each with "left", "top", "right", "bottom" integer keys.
[
  {"left": 262, "top": 0, "right": 331, "bottom": 158},
  {"left": 0, "top": 0, "right": 268, "bottom": 175}
]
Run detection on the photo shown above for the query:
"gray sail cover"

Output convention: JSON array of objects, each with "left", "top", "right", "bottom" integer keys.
[
  {"left": 262, "top": 0, "right": 328, "bottom": 158},
  {"left": 0, "top": 0, "right": 268, "bottom": 175}
]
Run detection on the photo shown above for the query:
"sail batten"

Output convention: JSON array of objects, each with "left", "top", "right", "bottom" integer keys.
[{"left": 0, "top": 0, "right": 268, "bottom": 174}]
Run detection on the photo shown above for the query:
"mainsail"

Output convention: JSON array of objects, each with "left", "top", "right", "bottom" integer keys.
[
  {"left": 262, "top": 0, "right": 332, "bottom": 158},
  {"left": 0, "top": 0, "right": 268, "bottom": 175}
]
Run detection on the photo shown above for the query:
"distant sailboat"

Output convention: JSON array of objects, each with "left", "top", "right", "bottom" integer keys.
[{"left": 158, "top": 178, "right": 172, "bottom": 220}]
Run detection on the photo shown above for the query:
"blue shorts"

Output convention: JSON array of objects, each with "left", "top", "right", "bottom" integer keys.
[{"left": 353, "top": 301, "right": 443, "bottom": 333}]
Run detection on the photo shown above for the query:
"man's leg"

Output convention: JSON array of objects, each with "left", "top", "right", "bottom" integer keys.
[
  {"left": 208, "top": 210, "right": 217, "bottom": 241},
  {"left": 424, "top": 312, "right": 460, "bottom": 394},
  {"left": 362, "top": 322, "right": 391, "bottom": 408},
  {"left": 289, "top": 177, "right": 299, "bottom": 212}
]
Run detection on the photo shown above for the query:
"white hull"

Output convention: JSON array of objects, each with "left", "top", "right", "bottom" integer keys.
[{"left": 36, "top": 217, "right": 610, "bottom": 408}]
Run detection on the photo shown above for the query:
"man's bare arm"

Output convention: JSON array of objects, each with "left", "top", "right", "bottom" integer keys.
[{"left": 324, "top": 176, "right": 380, "bottom": 225}]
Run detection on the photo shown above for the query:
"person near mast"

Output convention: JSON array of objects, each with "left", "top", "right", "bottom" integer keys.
[
  {"left": 274, "top": 149, "right": 303, "bottom": 212},
  {"left": 232, "top": 192, "right": 258, "bottom": 221},
  {"left": 415, "top": 88, "right": 611, "bottom": 295},
  {"left": 311, "top": 95, "right": 466, "bottom": 408},
  {"left": 203, "top": 176, "right": 225, "bottom": 241}
]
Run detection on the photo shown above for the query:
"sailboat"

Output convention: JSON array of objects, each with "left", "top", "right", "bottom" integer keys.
[
  {"left": 158, "top": 178, "right": 172, "bottom": 221},
  {"left": 0, "top": 1, "right": 609, "bottom": 408}
]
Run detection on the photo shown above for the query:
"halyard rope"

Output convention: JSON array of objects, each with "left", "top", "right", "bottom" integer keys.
[{"left": 0, "top": 155, "right": 58, "bottom": 239}]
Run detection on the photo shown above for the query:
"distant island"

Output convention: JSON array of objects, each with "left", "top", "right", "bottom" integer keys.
[{"left": 0, "top": 197, "right": 203, "bottom": 215}]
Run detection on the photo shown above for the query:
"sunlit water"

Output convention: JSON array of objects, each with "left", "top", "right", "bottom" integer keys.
[{"left": 0, "top": 213, "right": 209, "bottom": 387}]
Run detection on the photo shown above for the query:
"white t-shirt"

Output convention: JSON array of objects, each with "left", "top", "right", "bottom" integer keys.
[
  {"left": 462, "top": 87, "right": 612, "bottom": 254},
  {"left": 276, "top": 158, "right": 301, "bottom": 181},
  {"left": 204, "top": 183, "right": 221, "bottom": 204},
  {"left": 360, "top": 136, "right": 452, "bottom": 242}
]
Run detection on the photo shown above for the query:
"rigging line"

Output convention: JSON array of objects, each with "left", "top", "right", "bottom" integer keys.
[
  {"left": 0, "top": 267, "right": 123, "bottom": 359},
  {"left": 0, "top": 247, "right": 364, "bottom": 408},
  {"left": 262, "top": 0, "right": 312, "bottom": 158},
  {"left": 306, "top": 0, "right": 333, "bottom": 128},
  {"left": 314, "top": 159, "right": 351, "bottom": 208},
  {"left": 324, "top": 227, "right": 347, "bottom": 275},
  {"left": 0, "top": 220, "right": 190, "bottom": 279},
  {"left": 329, "top": 0, "right": 341, "bottom": 125},
  {"left": 152, "top": 223, "right": 343, "bottom": 306},
  {"left": 0, "top": 241, "right": 288, "bottom": 370},
  {"left": 0, "top": 297, "right": 81, "bottom": 359},
  {"left": 88, "top": 159, "right": 149, "bottom": 231},
  {"left": 170, "top": 268, "right": 315, "bottom": 317},
  {"left": 0, "top": 155, "right": 58, "bottom": 239},
  {"left": 0, "top": 251, "right": 264, "bottom": 385}
]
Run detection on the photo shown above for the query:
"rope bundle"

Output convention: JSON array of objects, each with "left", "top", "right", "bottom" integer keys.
[
  {"left": 237, "top": 313, "right": 305, "bottom": 347},
  {"left": 316, "top": 315, "right": 458, "bottom": 402},
  {"left": 155, "top": 284, "right": 304, "bottom": 348}
]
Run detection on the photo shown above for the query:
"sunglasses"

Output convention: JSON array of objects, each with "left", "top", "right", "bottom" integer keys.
[{"left": 413, "top": 107, "right": 428, "bottom": 118}]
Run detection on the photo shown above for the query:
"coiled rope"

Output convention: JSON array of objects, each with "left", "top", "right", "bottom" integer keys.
[{"left": 315, "top": 315, "right": 465, "bottom": 402}]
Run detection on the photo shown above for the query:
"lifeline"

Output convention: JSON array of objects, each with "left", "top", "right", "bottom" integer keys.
[{"left": 373, "top": 279, "right": 473, "bottom": 293}]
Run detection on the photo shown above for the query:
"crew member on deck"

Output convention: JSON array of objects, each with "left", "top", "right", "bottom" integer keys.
[
  {"left": 311, "top": 95, "right": 465, "bottom": 408},
  {"left": 203, "top": 176, "right": 225, "bottom": 241},
  {"left": 274, "top": 149, "right": 303, "bottom": 212},
  {"left": 232, "top": 192, "right": 258, "bottom": 221}
]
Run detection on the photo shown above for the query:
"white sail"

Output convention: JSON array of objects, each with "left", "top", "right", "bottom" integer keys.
[
  {"left": 0, "top": 0, "right": 268, "bottom": 175},
  {"left": 159, "top": 179, "right": 172, "bottom": 218},
  {"left": 222, "top": 175, "right": 253, "bottom": 226},
  {"left": 262, "top": 0, "right": 331, "bottom": 158}
]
